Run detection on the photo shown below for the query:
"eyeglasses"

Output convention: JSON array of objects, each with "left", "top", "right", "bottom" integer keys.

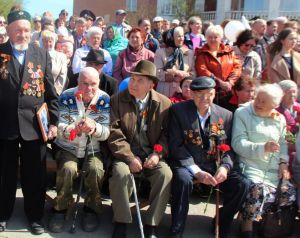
[
  {"left": 61, "top": 13, "right": 68, "bottom": 16},
  {"left": 34, "top": 20, "right": 41, "bottom": 23},
  {"left": 0, "top": 21, "right": 6, "bottom": 24},
  {"left": 243, "top": 43, "right": 256, "bottom": 48}
]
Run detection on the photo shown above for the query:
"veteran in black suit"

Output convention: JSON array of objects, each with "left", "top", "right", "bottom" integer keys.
[
  {"left": 0, "top": 11, "right": 58, "bottom": 234},
  {"left": 168, "top": 76, "right": 249, "bottom": 238}
]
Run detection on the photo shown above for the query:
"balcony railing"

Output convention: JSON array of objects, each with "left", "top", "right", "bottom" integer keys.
[
  {"left": 279, "top": 11, "right": 300, "bottom": 20},
  {"left": 225, "top": 11, "right": 268, "bottom": 20},
  {"left": 199, "top": 11, "right": 216, "bottom": 21}
]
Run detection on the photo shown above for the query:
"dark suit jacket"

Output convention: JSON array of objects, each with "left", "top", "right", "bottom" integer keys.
[
  {"left": 168, "top": 100, "right": 234, "bottom": 173},
  {"left": 0, "top": 41, "right": 58, "bottom": 140},
  {"left": 108, "top": 89, "right": 172, "bottom": 164},
  {"left": 67, "top": 72, "right": 118, "bottom": 96}
]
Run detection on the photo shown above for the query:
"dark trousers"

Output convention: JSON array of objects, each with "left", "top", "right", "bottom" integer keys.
[
  {"left": 171, "top": 167, "right": 250, "bottom": 238},
  {"left": 0, "top": 138, "right": 46, "bottom": 222}
]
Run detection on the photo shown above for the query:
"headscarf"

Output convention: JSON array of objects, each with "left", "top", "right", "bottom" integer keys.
[
  {"left": 105, "top": 25, "right": 122, "bottom": 47},
  {"left": 163, "top": 28, "right": 184, "bottom": 71}
]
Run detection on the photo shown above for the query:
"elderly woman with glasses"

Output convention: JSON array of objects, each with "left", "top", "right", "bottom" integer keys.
[
  {"left": 195, "top": 25, "right": 241, "bottom": 104},
  {"left": 232, "top": 84, "right": 296, "bottom": 238},
  {"left": 233, "top": 29, "right": 262, "bottom": 80},
  {"left": 72, "top": 26, "right": 112, "bottom": 76}
]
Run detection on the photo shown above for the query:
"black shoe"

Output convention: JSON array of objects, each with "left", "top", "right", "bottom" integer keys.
[
  {"left": 170, "top": 232, "right": 183, "bottom": 238},
  {"left": 144, "top": 225, "right": 158, "bottom": 238},
  {"left": 112, "top": 222, "right": 127, "bottom": 238},
  {"left": 48, "top": 212, "right": 65, "bottom": 233},
  {"left": 0, "top": 221, "right": 7, "bottom": 232},
  {"left": 29, "top": 221, "right": 45, "bottom": 235},
  {"left": 81, "top": 210, "right": 99, "bottom": 232}
]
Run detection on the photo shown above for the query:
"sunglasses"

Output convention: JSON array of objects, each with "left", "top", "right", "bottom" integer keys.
[
  {"left": 0, "top": 21, "right": 6, "bottom": 24},
  {"left": 61, "top": 13, "right": 68, "bottom": 16},
  {"left": 243, "top": 43, "right": 256, "bottom": 48}
]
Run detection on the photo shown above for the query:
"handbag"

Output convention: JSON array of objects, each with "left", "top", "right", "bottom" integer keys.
[{"left": 258, "top": 179, "right": 296, "bottom": 238}]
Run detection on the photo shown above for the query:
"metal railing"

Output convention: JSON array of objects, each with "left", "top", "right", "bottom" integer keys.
[
  {"left": 279, "top": 11, "right": 300, "bottom": 20},
  {"left": 200, "top": 11, "right": 216, "bottom": 21},
  {"left": 225, "top": 11, "right": 268, "bottom": 20}
]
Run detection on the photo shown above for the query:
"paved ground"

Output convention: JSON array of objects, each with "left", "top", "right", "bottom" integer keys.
[{"left": 1, "top": 187, "right": 299, "bottom": 238}]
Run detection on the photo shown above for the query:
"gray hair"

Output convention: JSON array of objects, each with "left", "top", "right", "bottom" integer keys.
[
  {"left": 174, "top": 26, "right": 184, "bottom": 36},
  {"left": 87, "top": 26, "right": 103, "bottom": 39},
  {"left": 205, "top": 25, "right": 223, "bottom": 38},
  {"left": 76, "top": 17, "right": 87, "bottom": 25},
  {"left": 256, "top": 83, "right": 283, "bottom": 106},
  {"left": 78, "top": 67, "right": 100, "bottom": 84},
  {"left": 278, "top": 80, "right": 298, "bottom": 92}
]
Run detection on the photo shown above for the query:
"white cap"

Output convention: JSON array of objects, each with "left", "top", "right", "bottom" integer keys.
[
  {"left": 275, "top": 16, "right": 288, "bottom": 23},
  {"left": 56, "top": 26, "right": 68, "bottom": 37},
  {"left": 171, "top": 19, "right": 180, "bottom": 25},
  {"left": 153, "top": 16, "right": 163, "bottom": 22}
]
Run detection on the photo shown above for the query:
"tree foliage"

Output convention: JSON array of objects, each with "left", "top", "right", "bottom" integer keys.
[
  {"left": 171, "top": 0, "right": 199, "bottom": 20},
  {"left": 0, "top": 0, "right": 23, "bottom": 19}
]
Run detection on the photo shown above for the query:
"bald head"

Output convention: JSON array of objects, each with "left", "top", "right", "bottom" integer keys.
[{"left": 78, "top": 67, "right": 100, "bottom": 103}]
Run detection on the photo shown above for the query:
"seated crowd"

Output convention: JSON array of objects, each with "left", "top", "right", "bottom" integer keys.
[{"left": 1, "top": 4, "right": 300, "bottom": 238}]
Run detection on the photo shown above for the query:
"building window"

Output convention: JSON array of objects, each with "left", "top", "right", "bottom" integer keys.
[
  {"left": 280, "top": 0, "right": 300, "bottom": 11},
  {"left": 161, "top": 0, "right": 176, "bottom": 16},
  {"left": 231, "top": 0, "right": 268, "bottom": 11},
  {"left": 127, "top": 0, "right": 137, "bottom": 12}
]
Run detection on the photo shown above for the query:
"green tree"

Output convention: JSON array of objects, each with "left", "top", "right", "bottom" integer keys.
[
  {"left": 171, "top": 0, "right": 198, "bottom": 20},
  {"left": 0, "top": 0, "right": 23, "bottom": 19}
]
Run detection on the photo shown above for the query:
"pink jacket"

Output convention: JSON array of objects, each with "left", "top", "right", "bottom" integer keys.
[{"left": 113, "top": 46, "right": 155, "bottom": 82}]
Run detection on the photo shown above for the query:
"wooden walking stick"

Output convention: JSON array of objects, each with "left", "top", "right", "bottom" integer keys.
[{"left": 215, "top": 137, "right": 221, "bottom": 238}]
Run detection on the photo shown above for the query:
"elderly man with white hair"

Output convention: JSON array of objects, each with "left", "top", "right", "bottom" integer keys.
[
  {"left": 72, "top": 26, "right": 112, "bottom": 75},
  {"left": 48, "top": 67, "right": 110, "bottom": 233},
  {"left": 232, "top": 83, "right": 296, "bottom": 238}
]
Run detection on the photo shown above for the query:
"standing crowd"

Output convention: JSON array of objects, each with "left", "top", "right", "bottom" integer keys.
[{"left": 0, "top": 3, "right": 300, "bottom": 238}]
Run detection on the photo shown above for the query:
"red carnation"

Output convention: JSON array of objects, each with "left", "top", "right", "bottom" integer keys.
[
  {"left": 153, "top": 144, "right": 163, "bottom": 153},
  {"left": 293, "top": 105, "right": 300, "bottom": 113},
  {"left": 286, "top": 125, "right": 292, "bottom": 132},
  {"left": 90, "top": 104, "right": 97, "bottom": 112},
  {"left": 69, "top": 129, "right": 77, "bottom": 141},
  {"left": 218, "top": 118, "right": 224, "bottom": 124},
  {"left": 75, "top": 91, "right": 83, "bottom": 101},
  {"left": 218, "top": 144, "right": 231, "bottom": 152}
]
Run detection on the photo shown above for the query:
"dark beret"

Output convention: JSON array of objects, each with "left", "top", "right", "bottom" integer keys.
[
  {"left": 190, "top": 76, "right": 216, "bottom": 91},
  {"left": 7, "top": 10, "right": 31, "bottom": 25}
]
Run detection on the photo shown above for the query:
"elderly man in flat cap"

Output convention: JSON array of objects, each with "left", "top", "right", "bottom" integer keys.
[
  {"left": 113, "top": 9, "right": 132, "bottom": 38},
  {"left": 168, "top": 76, "right": 249, "bottom": 238},
  {"left": 108, "top": 60, "right": 172, "bottom": 238},
  {"left": 0, "top": 10, "right": 58, "bottom": 234}
]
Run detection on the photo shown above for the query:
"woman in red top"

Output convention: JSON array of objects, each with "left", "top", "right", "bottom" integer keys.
[{"left": 195, "top": 25, "right": 241, "bottom": 103}]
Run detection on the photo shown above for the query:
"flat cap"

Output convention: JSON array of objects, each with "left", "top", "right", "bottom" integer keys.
[
  {"left": 7, "top": 10, "right": 31, "bottom": 25},
  {"left": 190, "top": 76, "right": 216, "bottom": 91}
]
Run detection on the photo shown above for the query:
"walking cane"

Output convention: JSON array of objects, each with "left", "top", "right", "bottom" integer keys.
[
  {"left": 130, "top": 173, "right": 145, "bottom": 238},
  {"left": 215, "top": 140, "right": 221, "bottom": 238},
  {"left": 69, "top": 136, "right": 91, "bottom": 233}
]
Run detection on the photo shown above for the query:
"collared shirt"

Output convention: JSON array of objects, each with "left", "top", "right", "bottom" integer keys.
[
  {"left": 197, "top": 107, "right": 211, "bottom": 130},
  {"left": 11, "top": 42, "right": 26, "bottom": 65},
  {"left": 72, "top": 44, "right": 113, "bottom": 76},
  {"left": 187, "top": 107, "right": 211, "bottom": 176},
  {"left": 135, "top": 93, "right": 149, "bottom": 111}
]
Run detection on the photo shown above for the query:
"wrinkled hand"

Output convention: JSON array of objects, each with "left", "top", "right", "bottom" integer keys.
[
  {"left": 279, "top": 163, "right": 290, "bottom": 180},
  {"left": 194, "top": 170, "right": 218, "bottom": 186},
  {"left": 217, "top": 79, "right": 232, "bottom": 92},
  {"left": 129, "top": 157, "right": 143, "bottom": 173},
  {"left": 214, "top": 166, "right": 228, "bottom": 184},
  {"left": 143, "top": 153, "right": 159, "bottom": 169},
  {"left": 75, "top": 118, "right": 96, "bottom": 135},
  {"left": 264, "top": 141, "right": 280, "bottom": 153},
  {"left": 47, "top": 125, "right": 57, "bottom": 140}
]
